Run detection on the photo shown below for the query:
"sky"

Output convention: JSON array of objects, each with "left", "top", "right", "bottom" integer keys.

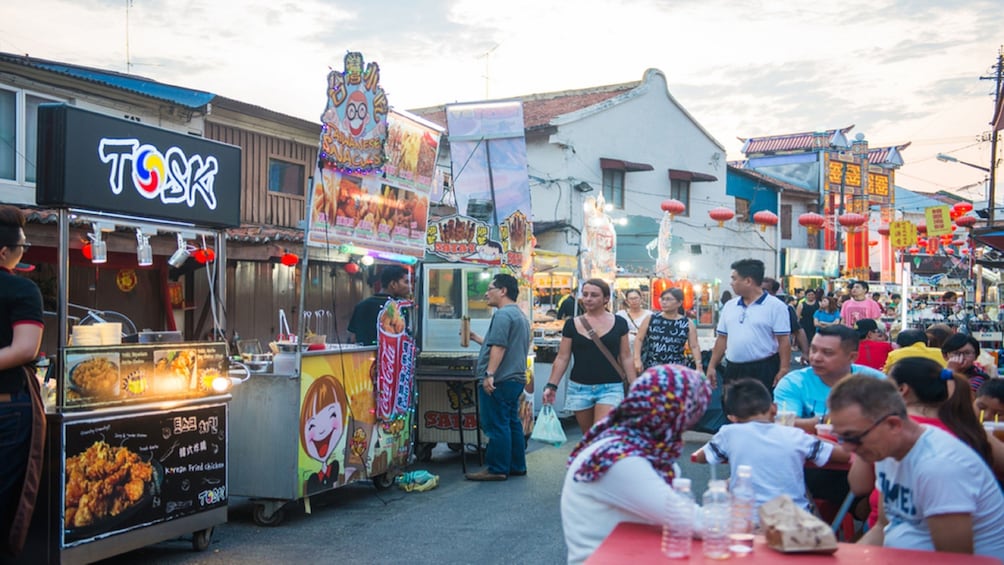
[{"left": 3, "top": 0, "right": 1003, "bottom": 200}]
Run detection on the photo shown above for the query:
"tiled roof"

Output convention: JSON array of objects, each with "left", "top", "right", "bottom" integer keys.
[
  {"left": 740, "top": 126, "right": 854, "bottom": 155},
  {"left": 0, "top": 52, "right": 215, "bottom": 109},
  {"left": 868, "top": 143, "right": 910, "bottom": 166},
  {"left": 408, "top": 80, "right": 639, "bottom": 131}
]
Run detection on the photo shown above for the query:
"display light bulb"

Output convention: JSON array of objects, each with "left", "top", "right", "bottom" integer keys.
[
  {"left": 136, "top": 230, "right": 153, "bottom": 267},
  {"left": 89, "top": 227, "right": 107, "bottom": 264},
  {"left": 168, "top": 233, "right": 190, "bottom": 268}
]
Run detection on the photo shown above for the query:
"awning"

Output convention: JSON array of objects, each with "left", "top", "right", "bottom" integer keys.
[
  {"left": 971, "top": 226, "right": 1004, "bottom": 253},
  {"left": 668, "top": 169, "right": 718, "bottom": 182},
  {"left": 533, "top": 250, "right": 578, "bottom": 273},
  {"left": 600, "top": 158, "right": 654, "bottom": 172}
]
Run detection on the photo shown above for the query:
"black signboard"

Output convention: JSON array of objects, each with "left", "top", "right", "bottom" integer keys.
[
  {"left": 902, "top": 254, "right": 963, "bottom": 275},
  {"left": 36, "top": 104, "right": 242, "bottom": 228},
  {"left": 62, "top": 403, "right": 227, "bottom": 547}
]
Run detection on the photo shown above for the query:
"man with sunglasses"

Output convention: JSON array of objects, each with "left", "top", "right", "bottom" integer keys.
[{"left": 829, "top": 376, "right": 1004, "bottom": 560}]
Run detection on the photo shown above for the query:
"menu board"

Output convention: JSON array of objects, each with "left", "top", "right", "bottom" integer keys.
[
  {"left": 62, "top": 403, "right": 227, "bottom": 547},
  {"left": 61, "top": 343, "right": 229, "bottom": 409}
]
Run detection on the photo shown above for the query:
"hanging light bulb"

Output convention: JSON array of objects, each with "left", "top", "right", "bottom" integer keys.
[
  {"left": 136, "top": 229, "right": 153, "bottom": 267},
  {"left": 89, "top": 225, "right": 107, "bottom": 264},
  {"left": 168, "top": 233, "right": 190, "bottom": 268},
  {"left": 360, "top": 255, "right": 375, "bottom": 266}
]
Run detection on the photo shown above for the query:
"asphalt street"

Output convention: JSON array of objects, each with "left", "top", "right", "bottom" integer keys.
[{"left": 96, "top": 423, "right": 721, "bottom": 565}]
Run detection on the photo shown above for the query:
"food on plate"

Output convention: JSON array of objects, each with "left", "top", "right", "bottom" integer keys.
[
  {"left": 758, "top": 495, "right": 838, "bottom": 553},
  {"left": 71, "top": 358, "right": 119, "bottom": 396},
  {"left": 64, "top": 441, "right": 154, "bottom": 528}
]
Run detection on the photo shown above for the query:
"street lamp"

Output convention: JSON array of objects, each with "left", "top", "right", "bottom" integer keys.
[{"left": 936, "top": 153, "right": 994, "bottom": 224}]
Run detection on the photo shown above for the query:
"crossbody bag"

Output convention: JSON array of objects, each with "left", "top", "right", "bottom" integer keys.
[{"left": 577, "top": 316, "right": 630, "bottom": 391}]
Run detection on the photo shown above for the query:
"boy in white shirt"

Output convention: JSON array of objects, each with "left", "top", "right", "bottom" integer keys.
[{"left": 693, "top": 378, "right": 850, "bottom": 514}]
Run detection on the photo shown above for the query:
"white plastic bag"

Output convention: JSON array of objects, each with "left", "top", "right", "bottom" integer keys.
[{"left": 530, "top": 405, "right": 567, "bottom": 447}]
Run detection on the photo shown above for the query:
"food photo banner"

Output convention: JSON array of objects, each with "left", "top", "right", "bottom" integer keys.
[
  {"left": 36, "top": 104, "right": 242, "bottom": 228},
  {"left": 440, "top": 102, "right": 533, "bottom": 277},
  {"left": 62, "top": 403, "right": 227, "bottom": 547}
]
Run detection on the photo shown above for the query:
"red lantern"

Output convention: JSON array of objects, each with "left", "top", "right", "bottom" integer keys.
[
  {"left": 752, "top": 210, "right": 779, "bottom": 232},
  {"left": 953, "top": 201, "right": 974, "bottom": 215},
  {"left": 82, "top": 242, "right": 93, "bottom": 260},
  {"left": 916, "top": 223, "right": 927, "bottom": 235},
  {"left": 650, "top": 278, "right": 674, "bottom": 310},
  {"left": 956, "top": 215, "right": 978, "bottom": 228},
  {"left": 193, "top": 249, "right": 208, "bottom": 264},
  {"left": 344, "top": 262, "right": 360, "bottom": 274},
  {"left": 797, "top": 212, "right": 825, "bottom": 234},
  {"left": 945, "top": 248, "right": 955, "bottom": 255},
  {"left": 908, "top": 246, "right": 920, "bottom": 253},
  {"left": 961, "top": 248, "right": 971, "bottom": 256},
  {"left": 868, "top": 240, "right": 879, "bottom": 247},
  {"left": 837, "top": 212, "right": 867, "bottom": 231},
  {"left": 204, "top": 248, "right": 216, "bottom": 262},
  {"left": 660, "top": 199, "right": 686, "bottom": 218},
  {"left": 917, "top": 237, "right": 928, "bottom": 247},
  {"left": 940, "top": 234, "right": 953, "bottom": 244},
  {"left": 877, "top": 224, "right": 890, "bottom": 236},
  {"left": 951, "top": 239, "right": 966, "bottom": 247},
  {"left": 708, "top": 207, "right": 735, "bottom": 227},
  {"left": 679, "top": 279, "right": 694, "bottom": 311},
  {"left": 280, "top": 252, "right": 299, "bottom": 266}
]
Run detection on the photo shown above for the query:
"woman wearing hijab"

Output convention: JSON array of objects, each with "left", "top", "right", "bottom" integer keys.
[{"left": 560, "top": 365, "right": 711, "bottom": 564}]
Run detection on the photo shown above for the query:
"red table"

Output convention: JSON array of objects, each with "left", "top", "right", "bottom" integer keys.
[{"left": 585, "top": 522, "right": 1001, "bottom": 564}]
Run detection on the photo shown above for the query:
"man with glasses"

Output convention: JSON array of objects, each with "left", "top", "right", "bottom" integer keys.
[
  {"left": 464, "top": 274, "right": 531, "bottom": 481},
  {"left": 706, "top": 259, "right": 790, "bottom": 392},
  {"left": 829, "top": 375, "right": 1004, "bottom": 560},
  {"left": 0, "top": 205, "right": 44, "bottom": 556}
]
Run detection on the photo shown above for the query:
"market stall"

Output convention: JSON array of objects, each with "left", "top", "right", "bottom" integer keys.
[
  {"left": 226, "top": 53, "right": 429, "bottom": 524},
  {"left": 18, "top": 103, "right": 242, "bottom": 563}
]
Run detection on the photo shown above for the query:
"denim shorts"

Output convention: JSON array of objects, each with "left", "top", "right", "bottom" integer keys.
[{"left": 564, "top": 381, "right": 623, "bottom": 412}]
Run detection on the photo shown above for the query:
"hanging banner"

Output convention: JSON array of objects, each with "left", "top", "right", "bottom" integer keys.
[
  {"left": 319, "top": 52, "right": 389, "bottom": 173},
  {"left": 307, "top": 168, "right": 429, "bottom": 257},
  {"left": 581, "top": 196, "right": 617, "bottom": 284},
  {"left": 925, "top": 205, "right": 952, "bottom": 237},
  {"left": 426, "top": 214, "right": 498, "bottom": 265},
  {"left": 655, "top": 213, "right": 673, "bottom": 277},
  {"left": 443, "top": 102, "right": 532, "bottom": 278},
  {"left": 385, "top": 110, "right": 442, "bottom": 190},
  {"left": 889, "top": 220, "right": 917, "bottom": 249}
]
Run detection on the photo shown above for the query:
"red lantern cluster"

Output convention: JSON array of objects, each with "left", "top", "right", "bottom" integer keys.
[
  {"left": 752, "top": 210, "right": 779, "bottom": 232},
  {"left": 956, "top": 215, "right": 978, "bottom": 228},
  {"left": 280, "top": 252, "right": 299, "bottom": 267},
  {"left": 708, "top": 207, "right": 735, "bottom": 227}
]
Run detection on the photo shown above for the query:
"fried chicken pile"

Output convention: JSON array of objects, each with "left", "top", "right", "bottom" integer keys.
[{"left": 65, "top": 441, "right": 153, "bottom": 528}]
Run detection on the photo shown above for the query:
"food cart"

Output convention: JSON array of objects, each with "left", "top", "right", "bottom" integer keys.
[
  {"left": 225, "top": 54, "right": 429, "bottom": 525},
  {"left": 19, "top": 103, "right": 241, "bottom": 563}
]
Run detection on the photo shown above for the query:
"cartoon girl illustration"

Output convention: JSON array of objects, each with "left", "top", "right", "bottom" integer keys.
[{"left": 299, "top": 375, "right": 350, "bottom": 495}]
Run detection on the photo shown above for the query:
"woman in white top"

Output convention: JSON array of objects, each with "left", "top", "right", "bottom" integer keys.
[
  {"left": 561, "top": 364, "right": 711, "bottom": 564},
  {"left": 616, "top": 288, "right": 651, "bottom": 357}
]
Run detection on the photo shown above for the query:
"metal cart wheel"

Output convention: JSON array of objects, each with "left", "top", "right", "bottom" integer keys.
[
  {"left": 372, "top": 472, "right": 396, "bottom": 490},
  {"left": 252, "top": 504, "right": 286, "bottom": 527},
  {"left": 192, "top": 527, "right": 213, "bottom": 551},
  {"left": 447, "top": 442, "right": 462, "bottom": 452},
  {"left": 414, "top": 442, "right": 434, "bottom": 462}
]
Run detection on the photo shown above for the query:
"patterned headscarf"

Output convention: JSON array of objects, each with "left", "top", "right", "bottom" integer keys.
[{"left": 568, "top": 364, "right": 711, "bottom": 484}]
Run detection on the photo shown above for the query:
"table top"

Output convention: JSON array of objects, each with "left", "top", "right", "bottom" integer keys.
[{"left": 585, "top": 522, "right": 1001, "bottom": 564}]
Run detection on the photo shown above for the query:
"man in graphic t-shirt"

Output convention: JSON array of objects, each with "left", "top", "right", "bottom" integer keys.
[{"left": 840, "top": 280, "right": 882, "bottom": 328}]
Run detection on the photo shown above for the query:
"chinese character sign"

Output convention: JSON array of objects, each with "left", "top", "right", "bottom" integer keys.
[
  {"left": 889, "top": 220, "right": 917, "bottom": 248},
  {"left": 925, "top": 206, "right": 952, "bottom": 237}
]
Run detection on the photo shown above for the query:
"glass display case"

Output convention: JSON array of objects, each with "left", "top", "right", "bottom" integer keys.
[{"left": 422, "top": 264, "right": 499, "bottom": 352}]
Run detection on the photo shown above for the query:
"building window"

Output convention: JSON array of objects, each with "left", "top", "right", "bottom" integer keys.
[
  {"left": 781, "top": 204, "right": 792, "bottom": 240},
  {"left": 670, "top": 179, "right": 690, "bottom": 216},
  {"left": 735, "top": 198, "right": 750, "bottom": 222},
  {"left": 602, "top": 168, "right": 625, "bottom": 209},
  {"left": 268, "top": 158, "right": 305, "bottom": 196},
  {"left": 0, "top": 86, "right": 60, "bottom": 185}
]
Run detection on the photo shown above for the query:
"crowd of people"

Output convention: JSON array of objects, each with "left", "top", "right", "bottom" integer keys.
[{"left": 533, "top": 258, "right": 1004, "bottom": 563}]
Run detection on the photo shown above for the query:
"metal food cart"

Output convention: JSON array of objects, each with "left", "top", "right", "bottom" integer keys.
[{"left": 19, "top": 103, "right": 242, "bottom": 563}]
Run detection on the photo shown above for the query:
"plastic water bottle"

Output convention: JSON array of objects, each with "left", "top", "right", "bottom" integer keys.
[
  {"left": 729, "top": 465, "right": 756, "bottom": 557},
  {"left": 702, "top": 479, "right": 732, "bottom": 560},
  {"left": 662, "top": 478, "right": 695, "bottom": 559}
]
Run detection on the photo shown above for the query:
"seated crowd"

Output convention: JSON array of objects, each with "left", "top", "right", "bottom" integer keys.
[{"left": 559, "top": 282, "right": 1004, "bottom": 564}]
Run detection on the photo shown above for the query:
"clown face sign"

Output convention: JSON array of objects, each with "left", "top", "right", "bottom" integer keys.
[{"left": 319, "top": 52, "right": 389, "bottom": 173}]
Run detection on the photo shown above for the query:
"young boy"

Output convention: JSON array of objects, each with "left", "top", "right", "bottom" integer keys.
[
  {"left": 975, "top": 379, "right": 1004, "bottom": 423},
  {"left": 693, "top": 378, "right": 850, "bottom": 514}
]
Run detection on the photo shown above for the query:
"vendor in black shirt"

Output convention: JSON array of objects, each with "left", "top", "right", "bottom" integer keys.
[{"left": 347, "top": 265, "right": 412, "bottom": 345}]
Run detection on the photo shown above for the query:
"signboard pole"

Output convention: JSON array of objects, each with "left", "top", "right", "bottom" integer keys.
[{"left": 901, "top": 259, "right": 910, "bottom": 331}]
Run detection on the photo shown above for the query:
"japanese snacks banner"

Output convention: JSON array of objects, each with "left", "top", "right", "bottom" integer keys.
[
  {"left": 307, "top": 167, "right": 430, "bottom": 257},
  {"left": 442, "top": 102, "right": 533, "bottom": 278},
  {"left": 298, "top": 349, "right": 412, "bottom": 499},
  {"left": 319, "top": 52, "right": 388, "bottom": 172},
  {"left": 62, "top": 403, "right": 227, "bottom": 547}
]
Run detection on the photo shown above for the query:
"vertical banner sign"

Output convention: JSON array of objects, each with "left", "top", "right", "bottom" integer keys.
[
  {"left": 888, "top": 221, "right": 917, "bottom": 249},
  {"left": 581, "top": 196, "right": 617, "bottom": 284},
  {"left": 655, "top": 212, "right": 673, "bottom": 277},
  {"left": 925, "top": 205, "right": 952, "bottom": 237},
  {"left": 441, "top": 102, "right": 533, "bottom": 280}
]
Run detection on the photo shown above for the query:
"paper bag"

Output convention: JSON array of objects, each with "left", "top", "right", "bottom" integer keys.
[{"left": 758, "top": 495, "right": 838, "bottom": 554}]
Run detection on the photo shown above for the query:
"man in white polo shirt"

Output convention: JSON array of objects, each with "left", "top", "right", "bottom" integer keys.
[{"left": 706, "top": 259, "right": 790, "bottom": 392}]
